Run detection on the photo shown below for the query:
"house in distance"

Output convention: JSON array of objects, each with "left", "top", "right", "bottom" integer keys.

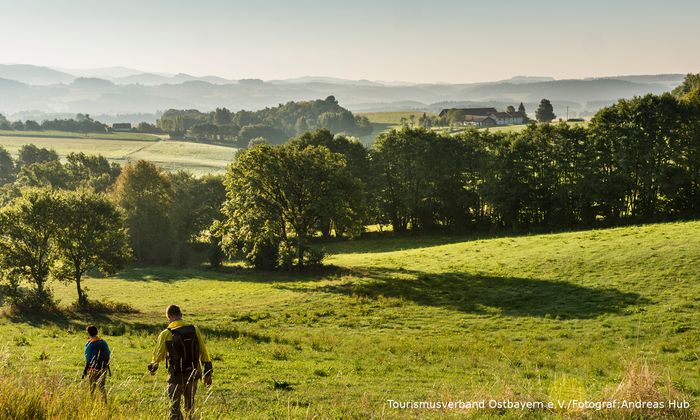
[
  {"left": 111, "top": 122, "right": 133, "bottom": 132},
  {"left": 438, "top": 107, "right": 526, "bottom": 127}
]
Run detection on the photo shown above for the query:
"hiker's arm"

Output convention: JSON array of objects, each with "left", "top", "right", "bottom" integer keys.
[
  {"left": 195, "top": 326, "right": 212, "bottom": 363},
  {"left": 150, "top": 330, "right": 169, "bottom": 366},
  {"left": 195, "top": 326, "right": 213, "bottom": 377},
  {"left": 82, "top": 343, "right": 91, "bottom": 379}
]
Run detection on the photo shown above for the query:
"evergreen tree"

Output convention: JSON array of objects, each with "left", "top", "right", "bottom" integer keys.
[{"left": 535, "top": 99, "right": 556, "bottom": 122}]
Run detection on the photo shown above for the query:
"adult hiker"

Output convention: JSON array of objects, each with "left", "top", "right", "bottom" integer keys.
[
  {"left": 82, "top": 325, "right": 111, "bottom": 403},
  {"left": 148, "top": 304, "right": 213, "bottom": 420}
]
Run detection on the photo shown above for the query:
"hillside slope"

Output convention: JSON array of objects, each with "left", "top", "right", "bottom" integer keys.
[{"left": 0, "top": 221, "right": 698, "bottom": 418}]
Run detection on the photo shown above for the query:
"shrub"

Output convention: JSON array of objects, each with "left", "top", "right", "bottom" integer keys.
[
  {"left": 5, "top": 287, "right": 58, "bottom": 316},
  {"left": 277, "top": 242, "right": 325, "bottom": 271},
  {"left": 248, "top": 237, "right": 279, "bottom": 270},
  {"left": 69, "top": 298, "right": 139, "bottom": 314}
]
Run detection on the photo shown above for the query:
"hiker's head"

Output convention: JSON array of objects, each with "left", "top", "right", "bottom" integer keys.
[
  {"left": 86, "top": 325, "right": 98, "bottom": 338},
  {"left": 166, "top": 304, "right": 182, "bottom": 322}
]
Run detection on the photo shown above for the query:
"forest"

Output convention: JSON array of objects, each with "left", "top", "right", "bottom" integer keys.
[{"left": 156, "top": 95, "right": 373, "bottom": 145}]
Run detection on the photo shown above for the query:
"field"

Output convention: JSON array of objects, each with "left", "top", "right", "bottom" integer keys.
[
  {"left": 0, "top": 135, "right": 239, "bottom": 175},
  {"left": 355, "top": 113, "right": 590, "bottom": 142},
  {"left": 1, "top": 221, "right": 699, "bottom": 418},
  {"left": 356, "top": 111, "right": 436, "bottom": 125},
  {"left": 479, "top": 120, "right": 590, "bottom": 133},
  {"left": 0, "top": 130, "right": 161, "bottom": 142},
  {"left": 431, "top": 120, "right": 591, "bottom": 136}
]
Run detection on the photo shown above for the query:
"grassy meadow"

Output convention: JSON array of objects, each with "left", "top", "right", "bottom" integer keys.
[
  {"left": 1, "top": 221, "right": 699, "bottom": 418},
  {"left": 355, "top": 112, "right": 590, "bottom": 142},
  {"left": 0, "top": 135, "right": 239, "bottom": 175},
  {"left": 0, "top": 129, "right": 161, "bottom": 142},
  {"left": 356, "top": 112, "right": 436, "bottom": 125}
]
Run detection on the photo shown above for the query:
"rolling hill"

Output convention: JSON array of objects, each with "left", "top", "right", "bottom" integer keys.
[{"left": 0, "top": 220, "right": 698, "bottom": 418}]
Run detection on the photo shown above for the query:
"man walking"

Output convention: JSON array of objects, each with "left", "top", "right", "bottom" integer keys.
[
  {"left": 148, "top": 304, "right": 213, "bottom": 420},
  {"left": 83, "top": 325, "right": 111, "bottom": 403}
]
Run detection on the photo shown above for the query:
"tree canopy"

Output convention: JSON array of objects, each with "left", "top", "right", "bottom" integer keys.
[
  {"left": 158, "top": 97, "right": 372, "bottom": 146},
  {"left": 535, "top": 99, "right": 556, "bottom": 122},
  {"left": 219, "top": 141, "right": 361, "bottom": 269}
]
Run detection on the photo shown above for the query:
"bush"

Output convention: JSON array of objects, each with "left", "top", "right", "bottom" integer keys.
[
  {"left": 277, "top": 241, "right": 296, "bottom": 271},
  {"left": 247, "top": 238, "right": 279, "bottom": 270},
  {"left": 304, "top": 247, "right": 325, "bottom": 268},
  {"left": 5, "top": 287, "right": 57, "bottom": 315},
  {"left": 207, "top": 238, "right": 224, "bottom": 268},
  {"left": 277, "top": 241, "right": 325, "bottom": 271},
  {"left": 69, "top": 298, "right": 139, "bottom": 314}
]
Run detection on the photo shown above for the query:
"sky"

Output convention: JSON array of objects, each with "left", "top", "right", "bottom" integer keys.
[{"left": 0, "top": 0, "right": 698, "bottom": 83}]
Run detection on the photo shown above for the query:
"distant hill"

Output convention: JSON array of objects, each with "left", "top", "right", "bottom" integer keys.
[
  {"left": 55, "top": 66, "right": 148, "bottom": 79},
  {"left": 112, "top": 72, "right": 176, "bottom": 85},
  {"left": 499, "top": 75, "right": 556, "bottom": 84},
  {"left": 0, "top": 64, "right": 686, "bottom": 119},
  {"left": 0, "top": 64, "right": 75, "bottom": 85}
]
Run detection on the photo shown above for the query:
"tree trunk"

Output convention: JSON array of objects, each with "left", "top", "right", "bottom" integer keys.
[
  {"left": 296, "top": 238, "right": 304, "bottom": 271},
  {"left": 75, "top": 263, "right": 86, "bottom": 307}
]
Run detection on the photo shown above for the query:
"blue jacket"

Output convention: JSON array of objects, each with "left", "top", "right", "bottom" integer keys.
[{"left": 85, "top": 337, "right": 111, "bottom": 370}]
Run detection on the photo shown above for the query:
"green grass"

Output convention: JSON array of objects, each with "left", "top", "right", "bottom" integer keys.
[
  {"left": 0, "top": 129, "right": 161, "bottom": 142},
  {"left": 358, "top": 122, "right": 395, "bottom": 145},
  {"left": 0, "top": 136, "right": 239, "bottom": 175},
  {"left": 1, "top": 221, "right": 699, "bottom": 418},
  {"left": 356, "top": 111, "right": 436, "bottom": 125},
  {"left": 479, "top": 120, "right": 590, "bottom": 133},
  {"left": 429, "top": 121, "right": 591, "bottom": 136}
]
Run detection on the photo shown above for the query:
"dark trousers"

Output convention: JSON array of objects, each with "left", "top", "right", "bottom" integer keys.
[
  {"left": 167, "top": 375, "right": 198, "bottom": 420},
  {"left": 88, "top": 369, "right": 108, "bottom": 403}
]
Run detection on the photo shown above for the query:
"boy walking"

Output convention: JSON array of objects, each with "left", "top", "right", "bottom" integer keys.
[{"left": 83, "top": 325, "right": 111, "bottom": 403}]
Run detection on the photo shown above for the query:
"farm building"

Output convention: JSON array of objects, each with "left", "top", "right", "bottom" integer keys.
[
  {"left": 439, "top": 107, "right": 526, "bottom": 126},
  {"left": 490, "top": 111, "right": 526, "bottom": 125},
  {"left": 463, "top": 115, "right": 497, "bottom": 127},
  {"left": 438, "top": 107, "right": 497, "bottom": 118},
  {"left": 111, "top": 122, "right": 132, "bottom": 132}
]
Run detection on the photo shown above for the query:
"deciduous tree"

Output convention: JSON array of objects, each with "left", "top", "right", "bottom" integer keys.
[{"left": 53, "top": 190, "right": 131, "bottom": 306}]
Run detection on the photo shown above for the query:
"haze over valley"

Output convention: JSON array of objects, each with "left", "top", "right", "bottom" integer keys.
[{"left": 0, "top": 63, "right": 686, "bottom": 123}]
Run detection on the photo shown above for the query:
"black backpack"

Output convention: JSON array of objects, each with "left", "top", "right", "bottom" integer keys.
[{"left": 167, "top": 325, "right": 200, "bottom": 375}]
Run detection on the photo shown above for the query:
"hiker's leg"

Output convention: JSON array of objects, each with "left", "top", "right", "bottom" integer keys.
[
  {"left": 97, "top": 370, "right": 107, "bottom": 403},
  {"left": 88, "top": 370, "right": 97, "bottom": 395},
  {"left": 167, "top": 382, "right": 184, "bottom": 420},
  {"left": 183, "top": 379, "right": 198, "bottom": 420}
]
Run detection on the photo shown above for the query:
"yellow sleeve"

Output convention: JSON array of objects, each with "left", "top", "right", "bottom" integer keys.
[
  {"left": 195, "top": 326, "right": 211, "bottom": 363},
  {"left": 151, "top": 329, "right": 170, "bottom": 365}
]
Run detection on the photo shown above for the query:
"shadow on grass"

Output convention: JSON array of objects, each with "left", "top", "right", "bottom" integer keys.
[
  {"left": 114, "top": 264, "right": 347, "bottom": 283},
  {"left": 321, "top": 228, "right": 575, "bottom": 255},
  {"left": 278, "top": 266, "right": 649, "bottom": 319},
  {"left": 6, "top": 308, "right": 113, "bottom": 328},
  {"left": 5, "top": 310, "right": 284, "bottom": 344},
  {"left": 321, "top": 232, "right": 482, "bottom": 255}
]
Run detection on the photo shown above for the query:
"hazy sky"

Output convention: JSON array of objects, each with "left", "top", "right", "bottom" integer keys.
[{"left": 1, "top": 0, "right": 698, "bottom": 83}]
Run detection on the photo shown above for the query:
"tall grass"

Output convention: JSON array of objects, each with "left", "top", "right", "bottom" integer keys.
[{"left": 0, "top": 352, "right": 693, "bottom": 419}]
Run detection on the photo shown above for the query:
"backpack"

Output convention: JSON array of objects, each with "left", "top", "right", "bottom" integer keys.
[
  {"left": 88, "top": 340, "right": 110, "bottom": 370},
  {"left": 167, "top": 325, "right": 200, "bottom": 376}
]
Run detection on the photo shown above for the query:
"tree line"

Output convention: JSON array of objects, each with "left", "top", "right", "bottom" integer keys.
[
  {"left": 0, "top": 113, "right": 108, "bottom": 133},
  {"left": 0, "top": 148, "right": 225, "bottom": 311},
  {"left": 157, "top": 96, "right": 373, "bottom": 146}
]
